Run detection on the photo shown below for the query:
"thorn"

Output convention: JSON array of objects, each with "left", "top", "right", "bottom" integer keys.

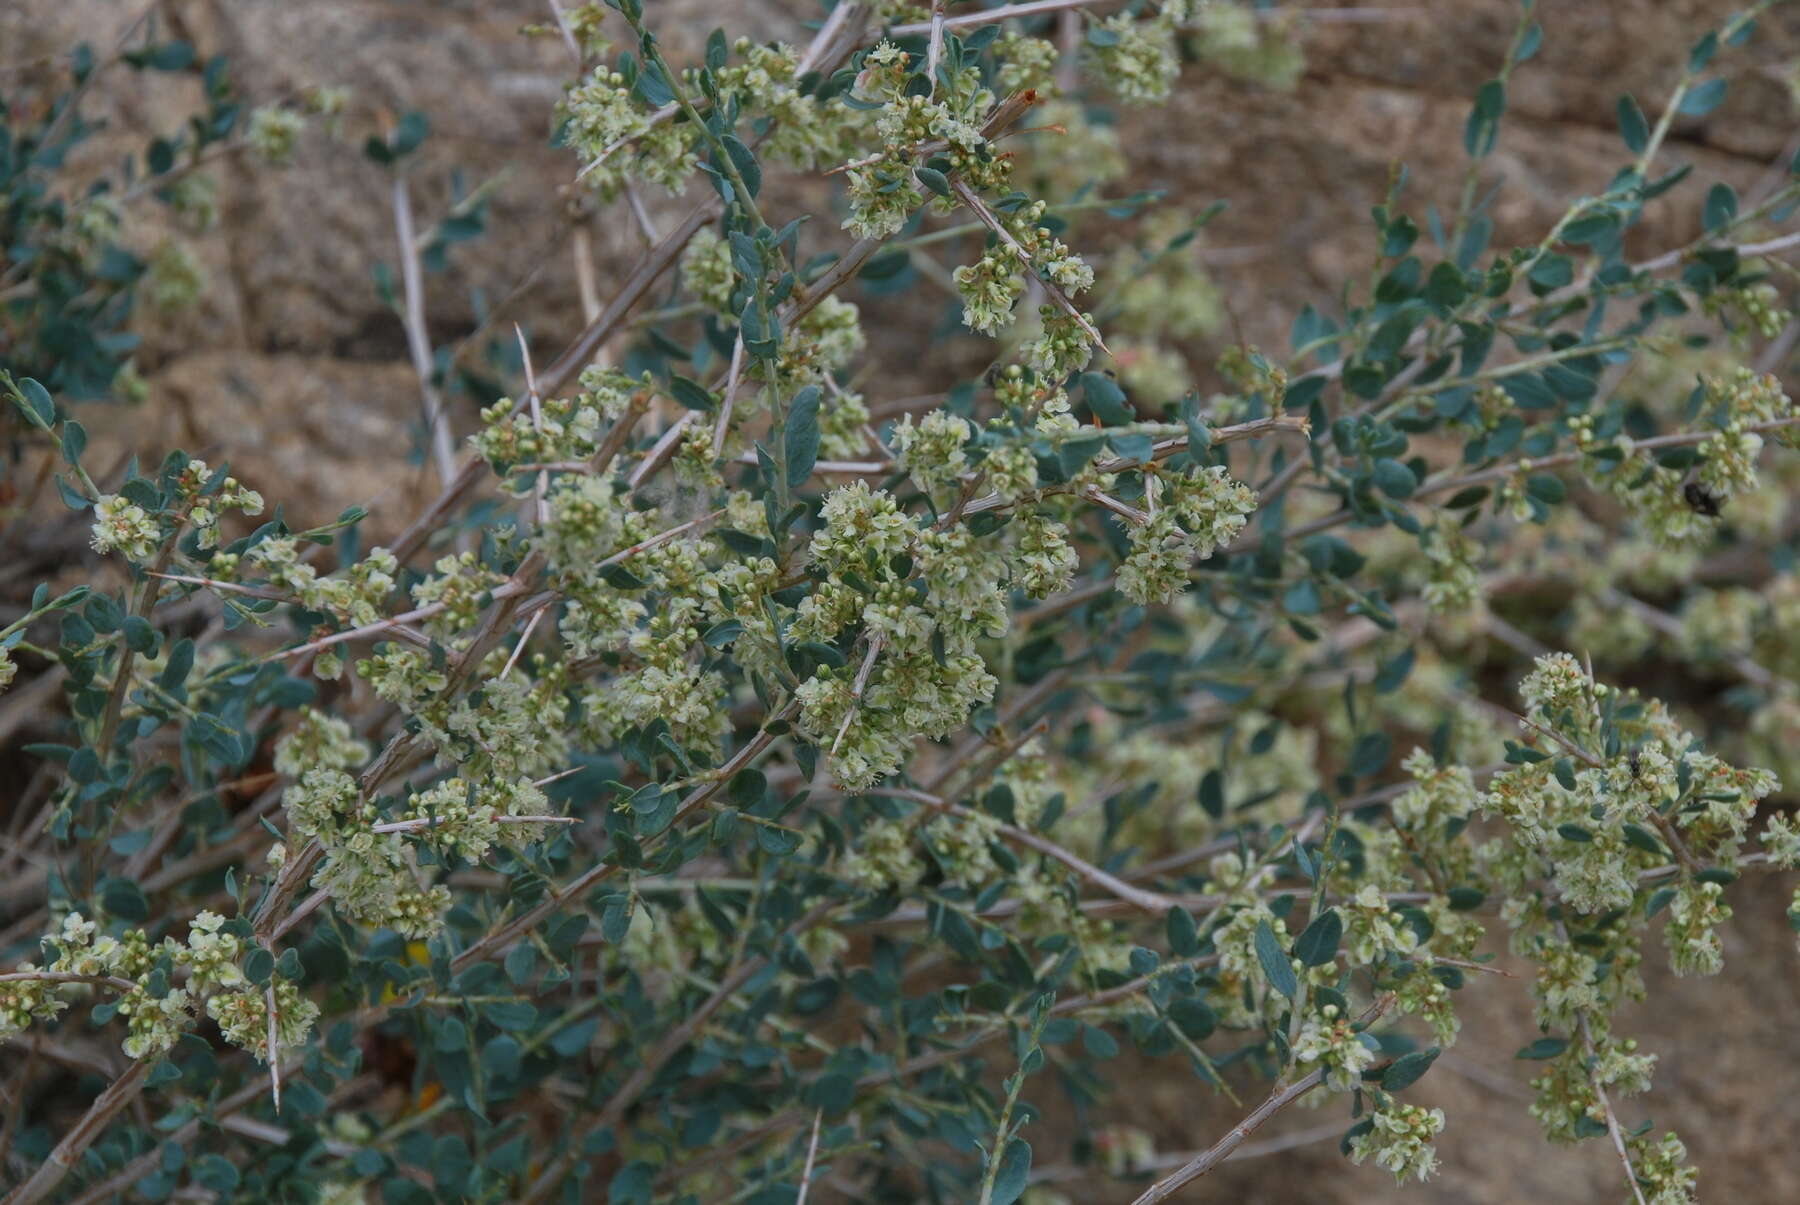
[{"left": 266, "top": 982, "right": 282, "bottom": 1114}]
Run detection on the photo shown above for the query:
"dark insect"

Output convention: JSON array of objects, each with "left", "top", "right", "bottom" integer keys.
[
  {"left": 1628, "top": 750, "right": 1642, "bottom": 779},
  {"left": 1683, "top": 481, "right": 1722, "bottom": 517}
]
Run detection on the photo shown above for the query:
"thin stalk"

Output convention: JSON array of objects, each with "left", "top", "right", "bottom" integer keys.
[{"left": 393, "top": 174, "right": 459, "bottom": 488}]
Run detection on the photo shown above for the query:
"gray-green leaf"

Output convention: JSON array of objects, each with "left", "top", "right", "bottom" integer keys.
[
  {"left": 1254, "top": 920, "right": 1298, "bottom": 1000},
  {"left": 785, "top": 385, "right": 821, "bottom": 489},
  {"left": 990, "top": 1137, "right": 1032, "bottom": 1205},
  {"left": 1382, "top": 1045, "right": 1440, "bottom": 1091},
  {"left": 1293, "top": 908, "right": 1343, "bottom": 967}
]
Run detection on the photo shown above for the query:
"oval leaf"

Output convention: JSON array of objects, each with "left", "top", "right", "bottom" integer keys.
[
  {"left": 1293, "top": 908, "right": 1343, "bottom": 968},
  {"left": 1382, "top": 1045, "right": 1440, "bottom": 1091},
  {"left": 785, "top": 385, "right": 821, "bottom": 489},
  {"left": 1254, "top": 919, "right": 1298, "bottom": 1000}
]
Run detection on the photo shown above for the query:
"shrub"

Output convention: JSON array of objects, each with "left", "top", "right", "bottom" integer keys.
[{"left": 3, "top": 1, "right": 1799, "bottom": 1202}]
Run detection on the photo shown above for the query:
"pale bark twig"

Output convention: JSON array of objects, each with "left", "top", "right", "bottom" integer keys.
[
  {"left": 1130, "top": 995, "right": 1396, "bottom": 1203},
  {"left": 393, "top": 175, "right": 459, "bottom": 489}
]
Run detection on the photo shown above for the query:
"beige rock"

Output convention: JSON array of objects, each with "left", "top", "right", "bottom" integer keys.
[{"left": 108, "top": 350, "right": 439, "bottom": 536}]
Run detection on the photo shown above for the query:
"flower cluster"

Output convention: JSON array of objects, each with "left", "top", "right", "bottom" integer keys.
[
  {"left": 995, "top": 31, "right": 1059, "bottom": 94},
  {"left": 562, "top": 70, "right": 669, "bottom": 192},
  {"left": 144, "top": 240, "right": 207, "bottom": 312},
  {"left": 1291, "top": 1005, "right": 1378, "bottom": 1091},
  {"left": 954, "top": 242, "right": 1027, "bottom": 335},
  {"left": 274, "top": 707, "right": 459, "bottom": 939},
  {"left": 791, "top": 480, "right": 1005, "bottom": 788},
  {"left": 1119, "top": 466, "right": 1258, "bottom": 603},
  {"left": 246, "top": 105, "right": 307, "bottom": 165},
  {"left": 1704, "top": 282, "right": 1791, "bottom": 340},
  {"left": 838, "top": 39, "right": 1011, "bottom": 243},
  {"left": 89, "top": 494, "right": 161, "bottom": 562},
  {"left": 246, "top": 538, "right": 400, "bottom": 629},
  {"left": 891, "top": 409, "right": 973, "bottom": 495},
  {"left": 176, "top": 459, "right": 264, "bottom": 549},
  {"left": 1663, "top": 881, "right": 1731, "bottom": 977},
  {"left": 1628, "top": 1131, "right": 1701, "bottom": 1203},
  {"left": 473, "top": 366, "right": 641, "bottom": 474},
  {"left": 1349, "top": 1103, "right": 1446, "bottom": 1184},
  {"left": 274, "top": 707, "right": 369, "bottom": 778},
  {"left": 1086, "top": 13, "right": 1180, "bottom": 105},
  {"left": 1571, "top": 369, "right": 1795, "bottom": 546},
  {"left": 1, "top": 912, "right": 314, "bottom": 1063}
]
